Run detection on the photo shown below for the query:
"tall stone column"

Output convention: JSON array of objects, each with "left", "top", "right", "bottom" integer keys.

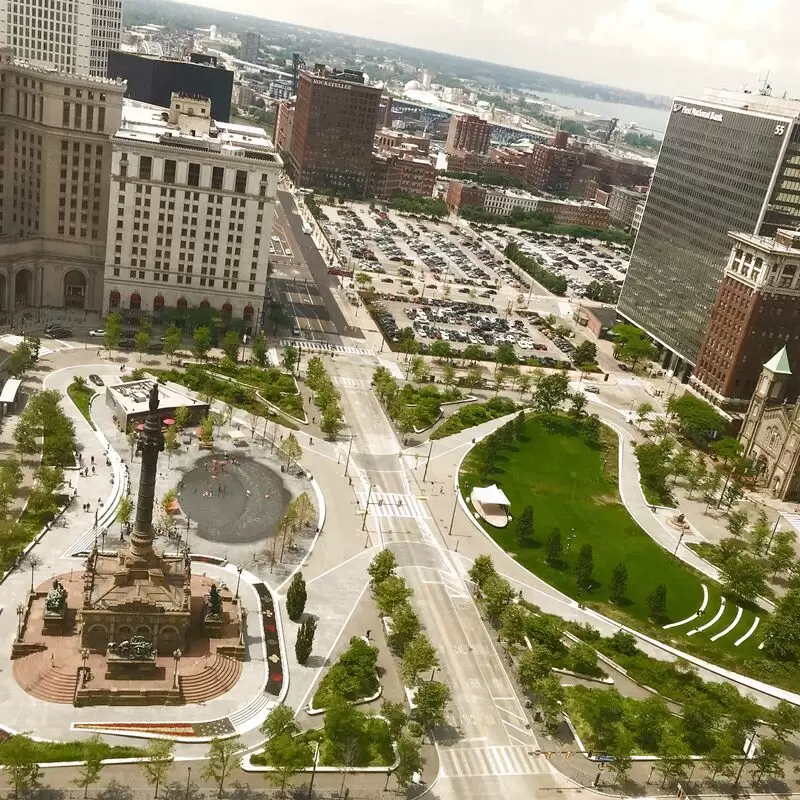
[{"left": 128, "top": 382, "right": 165, "bottom": 565}]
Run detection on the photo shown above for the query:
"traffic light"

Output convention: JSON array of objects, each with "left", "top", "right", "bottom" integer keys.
[
  {"left": 545, "top": 752, "right": 552, "bottom": 760},
  {"left": 564, "top": 750, "right": 573, "bottom": 760}
]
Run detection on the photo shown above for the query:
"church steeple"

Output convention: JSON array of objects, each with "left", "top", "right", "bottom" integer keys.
[{"left": 740, "top": 347, "right": 793, "bottom": 458}]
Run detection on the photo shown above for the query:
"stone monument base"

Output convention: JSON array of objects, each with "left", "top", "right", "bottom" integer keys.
[{"left": 105, "top": 656, "right": 158, "bottom": 680}]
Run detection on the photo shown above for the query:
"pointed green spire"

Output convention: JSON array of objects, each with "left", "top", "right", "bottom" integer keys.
[{"left": 764, "top": 346, "right": 792, "bottom": 375}]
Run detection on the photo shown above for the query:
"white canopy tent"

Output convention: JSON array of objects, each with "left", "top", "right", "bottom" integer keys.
[{"left": 471, "top": 484, "right": 511, "bottom": 508}]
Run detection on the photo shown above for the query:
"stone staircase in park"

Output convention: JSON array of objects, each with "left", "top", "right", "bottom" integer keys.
[
  {"left": 13, "top": 652, "right": 78, "bottom": 704},
  {"left": 181, "top": 654, "right": 242, "bottom": 704}
]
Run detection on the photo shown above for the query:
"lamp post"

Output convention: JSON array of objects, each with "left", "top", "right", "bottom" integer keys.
[
  {"left": 673, "top": 530, "right": 686, "bottom": 557},
  {"left": 184, "top": 766, "right": 192, "bottom": 800},
  {"left": 447, "top": 491, "right": 459, "bottom": 536},
  {"left": 235, "top": 565, "right": 244, "bottom": 600},
  {"left": 16, "top": 603, "right": 24, "bottom": 641},
  {"left": 361, "top": 483, "right": 374, "bottom": 532},
  {"left": 306, "top": 741, "right": 320, "bottom": 799},
  {"left": 172, "top": 648, "right": 182, "bottom": 689},
  {"left": 422, "top": 439, "right": 434, "bottom": 482},
  {"left": 344, "top": 435, "right": 355, "bottom": 477}
]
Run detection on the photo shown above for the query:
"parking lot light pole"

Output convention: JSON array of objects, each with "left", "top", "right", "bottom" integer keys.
[
  {"left": 448, "top": 491, "right": 459, "bottom": 536},
  {"left": 344, "top": 435, "right": 355, "bottom": 477},
  {"left": 361, "top": 483, "right": 374, "bottom": 532},
  {"left": 422, "top": 440, "right": 434, "bottom": 482}
]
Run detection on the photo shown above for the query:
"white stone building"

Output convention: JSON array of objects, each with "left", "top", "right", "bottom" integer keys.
[
  {"left": 0, "top": 0, "right": 121, "bottom": 76},
  {"left": 483, "top": 188, "right": 539, "bottom": 216},
  {"left": 103, "top": 93, "right": 282, "bottom": 331}
]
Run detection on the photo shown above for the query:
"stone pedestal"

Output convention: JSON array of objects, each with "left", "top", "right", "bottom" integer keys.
[
  {"left": 105, "top": 654, "right": 158, "bottom": 680},
  {"left": 202, "top": 615, "right": 223, "bottom": 638},
  {"left": 42, "top": 608, "right": 67, "bottom": 636}
]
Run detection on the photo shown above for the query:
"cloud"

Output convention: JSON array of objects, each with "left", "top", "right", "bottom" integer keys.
[{"left": 564, "top": 28, "right": 585, "bottom": 42}]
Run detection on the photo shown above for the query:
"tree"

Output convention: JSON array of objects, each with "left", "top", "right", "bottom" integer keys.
[
  {"left": 705, "top": 732, "right": 739, "bottom": 783},
  {"left": 720, "top": 553, "right": 768, "bottom": 600},
  {"left": 569, "top": 642, "right": 597, "bottom": 676},
  {"left": 191, "top": 326, "right": 212, "bottom": 361},
  {"left": 389, "top": 602, "right": 421, "bottom": 653},
  {"left": 686, "top": 457, "right": 708, "bottom": 498},
  {"left": 295, "top": 616, "right": 317, "bottom": 665},
  {"left": 401, "top": 634, "right": 439, "bottom": 686},
  {"left": 769, "top": 529, "right": 797, "bottom": 578},
  {"left": 324, "top": 696, "right": 367, "bottom": 765},
  {"left": 465, "top": 364, "right": 484, "bottom": 389},
  {"left": 72, "top": 735, "right": 106, "bottom": 798},
  {"left": 752, "top": 737, "right": 784, "bottom": 784},
  {"left": 545, "top": 528, "right": 563, "bottom": 566},
  {"left": 394, "top": 732, "right": 425, "bottom": 791},
  {"left": 517, "top": 373, "right": 533, "bottom": 399},
  {"left": 380, "top": 700, "right": 408, "bottom": 741},
  {"left": 251, "top": 333, "right": 268, "bottom": 368},
  {"left": 572, "top": 340, "right": 597, "bottom": 366},
  {"left": 261, "top": 704, "right": 298, "bottom": 740},
  {"left": 669, "top": 445, "right": 694, "bottom": 485},
  {"left": 655, "top": 730, "right": 691, "bottom": 787},
  {"left": 499, "top": 603, "right": 531, "bottom": 651},
  {"left": 726, "top": 508, "right": 749, "bottom": 539},
  {"left": 368, "top": 549, "right": 397, "bottom": 587},
  {"left": 162, "top": 325, "right": 182, "bottom": 364},
  {"left": 635, "top": 402, "right": 654, "bottom": 428},
  {"left": 430, "top": 339, "right": 453, "bottom": 362},
  {"left": 441, "top": 363, "right": 456, "bottom": 391},
  {"left": 610, "top": 724, "right": 636, "bottom": 784},
  {"left": 174, "top": 406, "right": 191, "bottom": 431},
  {"left": 286, "top": 572, "right": 307, "bottom": 621},
  {"left": 648, "top": 583, "right": 667, "bottom": 619},
  {"left": 135, "top": 321, "right": 153, "bottom": 362},
  {"left": 517, "top": 505, "right": 534, "bottom": 545},
  {"left": 410, "top": 355, "right": 429, "bottom": 383},
  {"left": 609, "top": 562, "right": 628, "bottom": 604},
  {"left": 262, "top": 732, "right": 312, "bottom": 797},
  {"left": 468, "top": 554, "right": 496, "bottom": 589},
  {"left": 569, "top": 391, "right": 588, "bottom": 422},
  {"left": 762, "top": 587, "right": 800, "bottom": 660},
  {"left": 7, "top": 340, "right": 35, "bottom": 378},
  {"left": 513, "top": 410, "right": 526, "bottom": 440},
  {"left": 494, "top": 342, "right": 517, "bottom": 369},
  {"left": 478, "top": 433, "right": 500, "bottom": 481},
  {"left": 414, "top": 680, "right": 451, "bottom": 731},
  {"left": 13, "top": 418, "right": 37, "bottom": 464},
  {"left": 482, "top": 574, "right": 516, "bottom": 620},
  {"left": 320, "top": 402, "right": 344, "bottom": 440},
  {"left": 534, "top": 674, "right": 565, "bottom": 733},
  {"left": 0, "top": 735, "right": 41, "bottom": 799},
  {"left": 279, "top": 433, "right": 303, "bottom": 467},
  {"left": 533, "top": 371, "right": 570, "bottom": 416},
  {"left": 517, "top": 644, "right": 554, "bottom": 686},
  {"left": 612, "top": 324, "right": 657, "bottom": 369},
  {"left": 221, "top": 330, "right": 240, "bottom": 363},
  {"left": 749, "top": 511, "right": 772, "bottom": 554},
  {"left": 667, "top": 393, "right": 726, "bottom": 447},
  {"left": 771, "top": 699, "right": 800, "bottom": 742},
  {"left": 681, "top": 693, "right": 718, "bottom": 753},
  {"left": 375, "top": 576, "right": 413, "bottom": 616},
  {"left": 281, "top": 344, "right": 300, "bottom": 374},
  {"left": 575, "top": 543, "right": 593, "bottom": 589},
  {"left": 202, "top": 736, "right": 242, "bottom": 798},
  {"left": 104, "top": 311, "right": 122, "bottom": 352},
  {"left": 633, "top": 695, "right": 671, "bottom": 753},
  {"left": 163, "top": 426, "right": 179, "bottom": 466},
  {"left": 463, "top": 343, "right": 486, "bottom": 363},
  {"left": 139, "top": 738, "right": 174, "bottom": 798}
]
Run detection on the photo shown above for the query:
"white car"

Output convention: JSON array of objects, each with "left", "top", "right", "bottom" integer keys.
[
  {"left": 89, "top": 329, "right": 105, "bottom": 337},
  {"left": 285, "top": 248, "right": 293, "bottom": 257}
]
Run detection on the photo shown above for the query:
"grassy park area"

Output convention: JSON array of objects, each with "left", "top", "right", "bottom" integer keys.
[{"left": 460, "top": 415, "right": 767, "bottom": 670}]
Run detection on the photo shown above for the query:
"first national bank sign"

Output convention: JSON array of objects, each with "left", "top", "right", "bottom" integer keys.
[{"left": 672, "top": 102, "right": 723, "bottom": 122}]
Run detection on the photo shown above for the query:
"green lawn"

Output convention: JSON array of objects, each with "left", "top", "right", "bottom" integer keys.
[
  {"left": 67, "top": 381, "right": 95, "bottom": 429},
  {"left": 461, "top": 415, "right": 765, "bottom": 666}
]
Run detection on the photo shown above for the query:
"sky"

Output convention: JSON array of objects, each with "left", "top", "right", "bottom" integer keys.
[{"left": 185, "top": 0, "right": 795, "bottom": 98}]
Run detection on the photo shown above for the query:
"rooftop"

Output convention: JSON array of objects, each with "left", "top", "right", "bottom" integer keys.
[
  {"left": 115, "top": 100, "right": 279, "bottom": 162},
  {"left": 106, "top": 379, "right": 206, "bottom": 417},
  {"left": 729, "top": 229, "right": 800, "bottom": 254},
  {"left": 696, "top": 89, "right": 800, "bottom": 119},
  {"left": 764, "top": 346, "right": 792, "bottom": 375}
]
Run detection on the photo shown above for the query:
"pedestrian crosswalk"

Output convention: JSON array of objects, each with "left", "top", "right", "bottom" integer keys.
[
  {"left": 617, "top": 376, "right": 640, "bottom": 387},
  {"left": 357, "top": 491, "right": 430, "bottom": 520},
  {"left": 0, "top": 334, "right": 75, "bottom": 354},
  {"left": 333, "top": 375, "right": 372, "bottom": 390},
  {"left": 439, "top": 745, "right": 545, "bottom": 778},
  {"left": 280, "top": 338, "right": 375, "bottom": 356}
]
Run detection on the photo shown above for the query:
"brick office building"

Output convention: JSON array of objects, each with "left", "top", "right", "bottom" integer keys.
[
  {"left": 445, "top": 181, "right": 487, "bottom": 214},
  {"left": 692, "top": 229, "right": 800, "bottom": 412},
  {"left": 286, "top": 65, "right": 382, "bottom": 197},
  {"left": 445, "top": 114, "right": 491, "bottom": 156}
]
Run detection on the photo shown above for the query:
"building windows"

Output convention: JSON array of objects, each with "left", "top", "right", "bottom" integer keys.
[
  {"left": 211, "top": 166, "right": 224, "bottom": 190},
  {"left": 235, "top": 170, "right": 247, "bottom": 193},
  {"left": 139, "top": 155, "right": 152, "bottom": 180},
  {"left": 164, "top": 159, "right": 176, "bottom": 183},
  {"left": 187, "top": 163, "right": 200, "bottom": 187}
]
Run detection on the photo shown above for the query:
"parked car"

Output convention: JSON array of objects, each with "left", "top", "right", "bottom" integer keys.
[
  {"left": 88, "top": 329, "right": 105, "bottom": 337},
  {"left": 88, "top": 374, "right": 104, "bottom": 386},
  {"left": 585, "top": 386, "right": 600, "bottom": 394}
]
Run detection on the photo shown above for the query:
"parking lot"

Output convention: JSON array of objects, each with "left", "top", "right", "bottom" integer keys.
[{"left": 312, "top": 203, "right": 584, "bottom": 365}]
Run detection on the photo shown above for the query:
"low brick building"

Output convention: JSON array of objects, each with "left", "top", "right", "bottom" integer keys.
[{"left": 446, "top": 180, "right": 487, "bottom": 213}]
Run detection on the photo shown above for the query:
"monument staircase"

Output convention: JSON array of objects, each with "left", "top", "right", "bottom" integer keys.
[
  {"left": 13, "top": 650, "right": 78, "bottom": 704},
  {"left": 180, "top": 653, "right": 242, "bottom": 703}
]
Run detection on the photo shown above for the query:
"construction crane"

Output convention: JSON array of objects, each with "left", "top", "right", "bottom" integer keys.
[{"left": 603, "top": 117, "right": 618, "bottom": 144}]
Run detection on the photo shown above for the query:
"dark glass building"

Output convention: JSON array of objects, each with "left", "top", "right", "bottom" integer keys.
[
  {"left": 618, "top": 92, "right": 800, "bottom": 377},
  {"left": 106, "top": 51, "right": 233, "bottom": 122}
]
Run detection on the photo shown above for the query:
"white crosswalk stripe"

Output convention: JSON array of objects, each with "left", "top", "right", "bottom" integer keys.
[
  {"left": 280, "top": 338, "right": 375, "bottom": 356},
  {"left": 357, "top": 491, "right": 430, "bottom": 519},
  {"left": 439, "top": 745, "right": 544, "bottom": 778},
  {"left": 440, "top": 570, "right": 470, "bottom": 600},
  {"left": 617, "top": 377, "right": 640, "bottom": 387},
  {"left": 333, "top": 375, "right": 372, "bottom": 390}
]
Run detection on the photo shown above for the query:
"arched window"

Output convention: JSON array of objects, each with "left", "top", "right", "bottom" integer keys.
[
  {"left": 109, "top": 290, "right": 120, "bottom": 309},
  {"left": 222, "top": 301, "right": 233, "bottom": 317},
  {"left": 130, "top": 292, "right": 141, "bottom": 310},
  {"left": 177, "top": 297, "right": 188, "bottom": 311},
  {"left": 199, "top": 299, "right": 211, "bottom": 309},
  {"left": 153, "top": 295, "right": 165, "bottom": 311},
  {"left": 243, "top": 305, "right": 254, "bottom": 321}
]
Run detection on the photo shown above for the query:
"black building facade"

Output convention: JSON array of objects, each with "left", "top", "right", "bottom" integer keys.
[
  {"left": 618, "top": 95, "right": 800, "bottom": 376},
  {"left": 107, "top": 51, "right": 233, "bottom": 122}
]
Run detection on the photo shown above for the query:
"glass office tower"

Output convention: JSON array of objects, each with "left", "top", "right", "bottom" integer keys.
[{"left": 617, "top": 92, "right": 800, "bottom": 375}]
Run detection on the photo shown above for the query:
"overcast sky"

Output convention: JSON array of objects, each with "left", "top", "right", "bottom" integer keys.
[{"left": 185, "top": 0, "right": 794, "bottom": 98}]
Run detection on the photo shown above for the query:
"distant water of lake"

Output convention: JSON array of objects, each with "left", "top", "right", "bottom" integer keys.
[{"left": 534, "top": 91, "right": 670, "bottom": 138}]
